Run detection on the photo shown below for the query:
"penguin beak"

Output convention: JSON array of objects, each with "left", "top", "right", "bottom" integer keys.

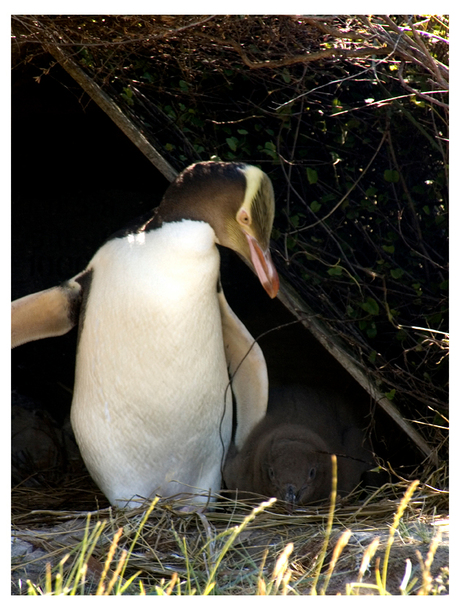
[
  {"left": 244, "top": 232, "right": 279, "bottom": 299},
  {"left": 284, "top": 484, "right": 298, "bottom": 513}
]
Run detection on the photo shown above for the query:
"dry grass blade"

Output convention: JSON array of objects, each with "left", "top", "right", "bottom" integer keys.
[
  {"left": 320, "top": 529, "right": 352, "bottom": 594},
  {"left": 356, "top": 537, "right": 380, "bottom": 583},
  {"left": 310, "top": 454, "right": 337, "bottom": 595},
  {"left": 271, "top": 542, "right": 294, "bottom": 594},
  {"left": 381, "top": 480, "right": 420, "bottom": 591},
  {"left": 417, "top": 529, "right": 443, "bottom": 595},
  {"left": 95, "top": 527, "right": 123, "bottom": 595}
]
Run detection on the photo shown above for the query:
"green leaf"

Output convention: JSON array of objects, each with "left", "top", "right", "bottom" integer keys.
[
  {"left": 346, "top": 118, "right": 360, "bottom": 129},
  {"left": 384, "top": 169, "right": 400, "bottom": 183},
  {"left": 226, "top": 137, "right": 239, "bottom": 152},
  {"left": 262, "top": 141, "right": 277, "bottom": 159},
  {"left": 390, "top": 268, "right": 404, "bottom": 279},
  {"left": 306, "top": 167, "right": 318, "bottom": 185},
  {"left": 360, "top": 297, "right": 380, "bottom": 316},
  {"left": 385, "top": 389, "right": 396, "bottom": 400},
  {"left": 327, "top": 266, "right": 343, "bottom": 276},
  {"left": 366, "top": 186, "right": 378, "bottom": 197},
  {"left": 164, "top": 105, "right": 176, "bottom": 119},
  {"left": 366, "top": 324, "right": 377, "bottom": 338},
  {"left": 310, "top": 200, "right": 321, "bottom": 213},
  {"left": 237, "top": 129, "right": 248, "bottom": 135},
  {"left": 346, "top": 210, "right": 359, "bottom": 219},
  {"left": 382, "top": 245, "right": 395, "bottom": 254},
  {"left": 281, "top": 69, "right": 291, "bottom": 83}
]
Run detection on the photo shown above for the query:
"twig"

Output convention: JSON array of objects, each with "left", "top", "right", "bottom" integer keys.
[
  {"left": 373, "top": 16, "right": 449, "bottom": 87},
  {"left": 304, "top": 17, "right": 374, "bottom": 42},
  {"left": 196, "top": 33, "right": 390, "bottom": 70},
  {"left": 397, "top": 61, "right": 448, "bottom": 109},
  {"left": 408, "top": 19, "right": 449, "bottom": 88}
]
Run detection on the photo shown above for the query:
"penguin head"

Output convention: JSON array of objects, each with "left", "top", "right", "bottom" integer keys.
[
  {"left": 158, "top": 161, "right": 279, "bottom": 298},
  {"left": 264, "top": 439, "right": 332, "bottom": 507}
]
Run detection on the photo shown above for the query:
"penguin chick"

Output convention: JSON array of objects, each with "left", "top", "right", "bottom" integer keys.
[{"left": 224, "top": 419, "right": 333, "bottom": 508}]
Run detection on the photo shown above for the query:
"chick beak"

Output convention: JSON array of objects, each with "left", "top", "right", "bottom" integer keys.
[
  {"left": 244, "top": 232, "right": 279, "bottom": 299},
  {"left": 285, "top": 484, "right": 297, "bottom": 513}
]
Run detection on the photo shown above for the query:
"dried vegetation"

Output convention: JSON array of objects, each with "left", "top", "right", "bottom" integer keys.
[{"left": 12, "top": 472, "right": 448, "bottom": 595}]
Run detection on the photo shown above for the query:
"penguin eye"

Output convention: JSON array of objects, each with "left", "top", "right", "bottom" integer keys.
[
  {"left": 237, "top": 208, "right": 251, "bottom": 226},
  {"left": 309, "top": 467, "right": 316, "bottom": 480}
]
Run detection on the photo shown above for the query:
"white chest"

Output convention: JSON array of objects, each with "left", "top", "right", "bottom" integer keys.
[
  {"left": 80, "top": 220, "right": 222, "bottom": 366},
  {"left": 71, "top": 220, "right": 233, "bottom": 506}
]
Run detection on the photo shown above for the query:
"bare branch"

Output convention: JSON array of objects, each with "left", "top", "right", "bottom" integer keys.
[{"left": 196, "top": 33, "right": 390, "bottom": 70}]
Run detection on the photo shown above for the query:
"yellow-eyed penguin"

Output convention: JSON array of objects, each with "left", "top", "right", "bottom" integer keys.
[{"left": 11, "top": 161, "right": 279, "bottom": 509}]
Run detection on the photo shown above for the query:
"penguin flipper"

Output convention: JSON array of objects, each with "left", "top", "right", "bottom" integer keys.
[
  {"left": 11, "top": 279, "right": 83, "bottom": 348},
  {"left": 218, "top": 289, "right": 268, "bottom": 450}
]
